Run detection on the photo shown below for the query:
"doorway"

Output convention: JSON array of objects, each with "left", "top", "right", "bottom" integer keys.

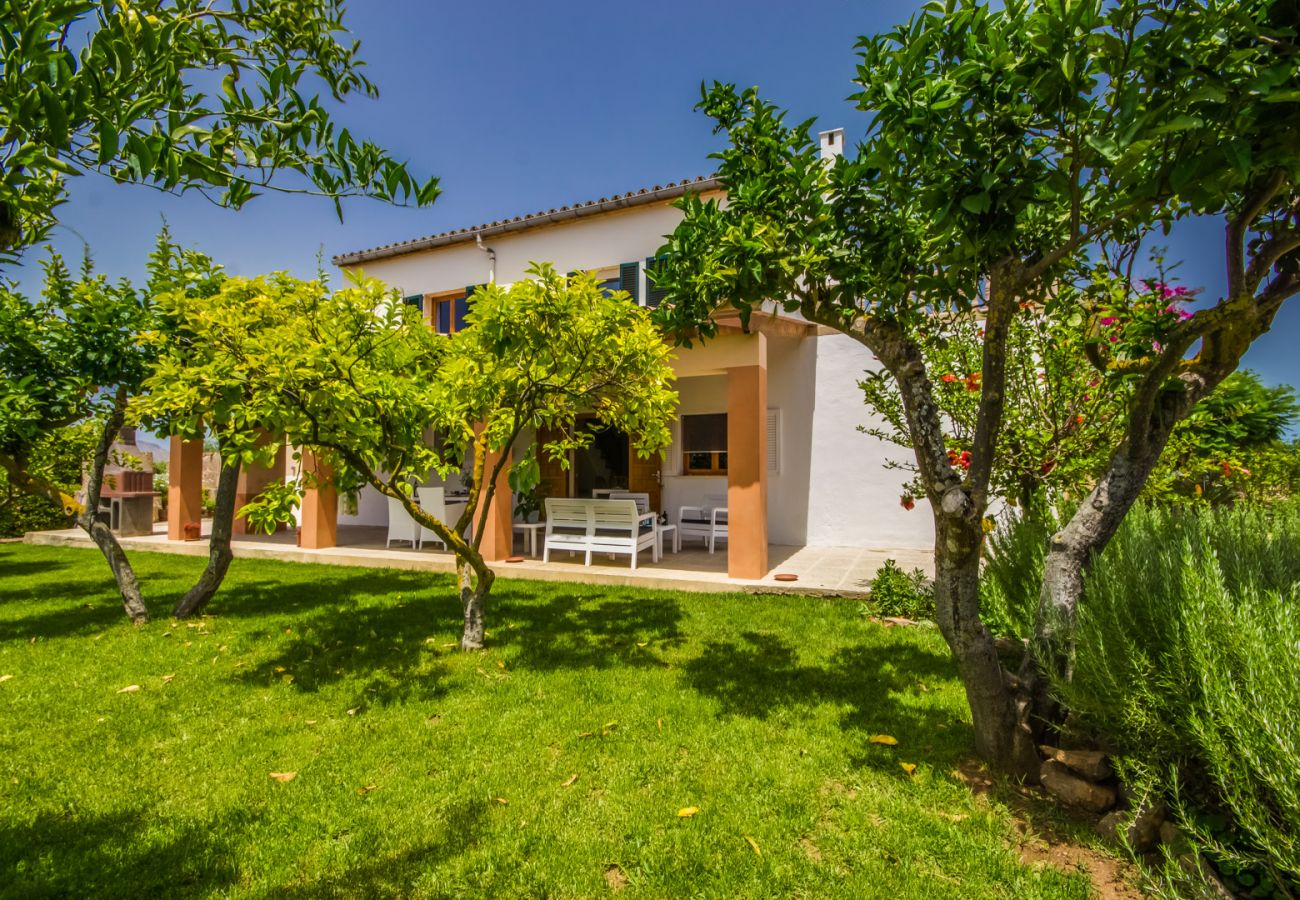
[{"left": 535, "top": 419, "right": 663, "bottom": 512}]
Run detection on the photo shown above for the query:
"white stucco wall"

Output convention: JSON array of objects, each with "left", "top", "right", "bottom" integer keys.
[
  {"left": 351, "top": 202, "right": 695, "bottom": 296},
  {"left": 805, "top": 334, "right": 934, "bottom": 550}
]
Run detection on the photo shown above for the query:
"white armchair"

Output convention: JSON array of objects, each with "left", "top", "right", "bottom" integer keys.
[
  {"left": 679, "top": 504, "right": 728, "bottom": 554},
  {"left": 385, "top": 495, "right": 420, "bottom": 549}
]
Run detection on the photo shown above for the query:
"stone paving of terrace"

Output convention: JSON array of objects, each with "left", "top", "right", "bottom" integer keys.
[{"left": 27, "top": 522, "right": 934, "bottom": 599}]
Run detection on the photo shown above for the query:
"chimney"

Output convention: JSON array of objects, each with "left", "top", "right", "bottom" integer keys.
[{"left": 818, "top": 128, "right": 845, "bottom": 162}]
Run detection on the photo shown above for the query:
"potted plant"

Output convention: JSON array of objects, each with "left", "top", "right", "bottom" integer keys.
[{"left": 514, "top": 485, "right": 546, "bottom": 523}]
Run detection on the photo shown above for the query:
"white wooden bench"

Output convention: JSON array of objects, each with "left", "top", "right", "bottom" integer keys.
[{"left": 542, "top": 498, "right": 659, "bottom": 568}]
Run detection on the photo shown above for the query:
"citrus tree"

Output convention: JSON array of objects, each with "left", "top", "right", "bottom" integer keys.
[
  {"left": 0, "top": 0, "right": 439, "bottom": 256},
  {"left": 143, "top": 264, "right": 678, "bottom": 648},
  {"left": 654, "top": 0, "right": 1300, "bottom": 776}
]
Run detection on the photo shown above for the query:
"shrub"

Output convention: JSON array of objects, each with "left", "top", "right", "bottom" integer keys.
[
  {"left": 979, "top": 512, "right": 1056, "bottom": 640},
  {"left": 1055, "top": 503, "right": 1300, "bottom": 897},
  {"left": 0, "top": 491, "right": 73, "bottom": 537},
  {"left": 867, "top": 558, "right": 934, "bottom": 620}
]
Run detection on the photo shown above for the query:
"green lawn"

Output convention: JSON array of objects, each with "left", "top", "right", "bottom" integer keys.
[{"left": 0, "top": 543, "right": 1102, "bottom": 898}]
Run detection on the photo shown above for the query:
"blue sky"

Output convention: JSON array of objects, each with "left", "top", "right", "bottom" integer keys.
[{"left": 15, "top": 0, "right": 1299, "bottom": 391}]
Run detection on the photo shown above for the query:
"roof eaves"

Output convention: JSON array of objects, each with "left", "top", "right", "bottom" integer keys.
[{"left": 332, "top": 174, "right": 721, "bottom": 267}]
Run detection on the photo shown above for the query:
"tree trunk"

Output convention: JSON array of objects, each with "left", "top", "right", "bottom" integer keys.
[
  {"left": 1021, "top": 441, "right": 1168, "bottom": 730},
  {"left": 933, "top": 515, "right": 1041, "bottom": 780},
  {"left": 172, "top": 457, "right": 242, "bottom": 619},
  {"left": 458, "top": 558, "right": 492, "bottom": 650},
  {"left": 77, "top": 399, "right": 148, "bottom": 624}
]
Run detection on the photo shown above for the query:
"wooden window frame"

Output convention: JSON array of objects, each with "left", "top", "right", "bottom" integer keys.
[{"left": 424, "top": 288, "right": 466, "bottom": 334}]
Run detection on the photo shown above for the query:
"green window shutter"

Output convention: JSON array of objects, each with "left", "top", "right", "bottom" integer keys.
[
  {"left": 455, "top": 284, "right": 483, "bottom": 331},
  {"left": 403, "top": 294, "right": 424, "bottom": 313},
  {"left": 644, "top": 256, "right": 669, "bottom": 308},
  {"left": 619, "top": 261, "right": 639, "bottom": 304}
]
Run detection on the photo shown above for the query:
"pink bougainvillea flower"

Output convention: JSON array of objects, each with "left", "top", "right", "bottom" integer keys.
[
  {"left": 1108, "top": 335, "right": 1119, "bottom": 343},
  {"left": 1152, "top": 340, "right": 1163, "bottom": 353},
  {"left": 1100, "top": 316, "right": 1117, "bottom": 326},
  {"left": 900, "top": 495, "right": 915, "bottom": 511}
]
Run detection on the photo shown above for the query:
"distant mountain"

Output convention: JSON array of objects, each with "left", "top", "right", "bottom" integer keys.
[{"left": 137, "top": 434, "right": 170, "bottom": 462}]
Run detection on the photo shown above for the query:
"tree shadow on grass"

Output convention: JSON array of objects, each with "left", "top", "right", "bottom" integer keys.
[
  {"left": 0, "top": 598, "right": 123, "bottom": 643},
  {"left": 233, "top": 592, "right": 456, "bottom": 707},
  {"left": 273, "top": 795, "right": 489, "bottom": 897},
  {"left": 488, "top": 584, "right": 687, "bottom": 671},
  {"left": 206, "top": 566, "right": 453, "bottom": 621},
  {"left": 0, "top": 807, "right": 238, "bottom": 899},
  {"left": 682, "top": 629, "right": 971, "bottom": 759},
  {"left": 0, "top": 551, "right": 71, "bottom": 580}
]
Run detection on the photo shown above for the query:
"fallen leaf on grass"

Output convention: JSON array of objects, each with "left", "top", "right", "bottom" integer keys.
[
  {"left": 604, "top": 864, "right": 629, "bottom": 891},
  {"left": 117, "top": 684, "right": 141, "bottom": 694},
  {"left": 161, "top": 674, "right": 175, "bottom": 683},
  {"left": 0, "top": 675, "right": 13, "bottom": 683},
  {"left": 561, "top": 774, "right": 579, "bottom": 787},
  {"left": 636, "top": 642, "right": 648, "bottom": 648},
  {"left": 269, "top": 772, "right": 297, "bottom": 782},
  {"left": 357, "top": 784, "right": 378, "bottom": 795},
  {"left": 304, "top": 719, "right": 317, "bottom": 726},
  {"left": 869, "top": 734, "right": 898, "bottom": 746},
  {"left": 677, "top": 806, "right": 699, "bottom": 818},
  {"left": 346, "top": 707, "right": 359, "bottom": 716},
  {"left": 744, "top": 835, "right": 762, "bottom": 856},
  {"left": 494, "top": 797, "right": 508, "bottom": 805},
  {"left": 900, "top": 762, "right": 918, "bottom": 777},
  {"left": 274, "top": 666, "right": 286, "bottom": 673},
  {"left": 496, "top": 660, "right": 505, "bottom": 669}
]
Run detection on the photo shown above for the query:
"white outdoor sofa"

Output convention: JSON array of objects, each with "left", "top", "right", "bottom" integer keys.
[{"left": 542, "top": 498, "right": 659, "bottom": 568}]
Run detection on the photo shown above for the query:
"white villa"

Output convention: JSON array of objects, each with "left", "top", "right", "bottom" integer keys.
[{"left": 161, "top": 131, "right": 933, "bottom": 581}]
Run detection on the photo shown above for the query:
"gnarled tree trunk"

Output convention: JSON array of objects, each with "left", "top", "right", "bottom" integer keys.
[
  {"left": 934, "top": 515, "right": 1042, "bottom": 780},
  {"left": 78, "top": 393, "right": 148, "bottom": 624},
  {"left": 172, "top": 457, "right": 242, "bottom": 619},
  {"left": 458, "top": 558, "right": 493, "bottom": 650}
]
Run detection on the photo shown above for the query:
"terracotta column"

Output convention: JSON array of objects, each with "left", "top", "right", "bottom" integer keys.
[
  {"left": 167, "top": 436, "right": 204, "bottom": 540},
  {"left": 299, "top": 451, "right": 337, "bottom": 549},
  {"left": 726, "top": 334, "right": 768, "bottom": 579},
  {"left": 477, "top": 441, "right": 514, "bottom": 562},
  {"left": 232, "top": 436, "right": 287, "bottom": 536}
]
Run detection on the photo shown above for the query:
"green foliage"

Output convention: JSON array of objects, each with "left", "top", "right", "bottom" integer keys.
[
  {"left": 0, "top": 422, "right": 97, "bottom": 537},
  {"left": 1051, "top": 504, "right": 1300, "bottom": 896},
  {"left": 861, "top": 309, "right": 1131, "bottom": 511},
  {"left": 0, "top": 0, "right": 439, "bottom": 257},
  {"left": 1148, "top": 372, "right": 1300, "bottom": 504},
  {"left": 979, "top": 513, "right": 1058, "bottom": 642},
  {"left": 0, "top": 542, "right": 1097, "bottom": 898},
  {"left": 866, "top": 559, "right": 935, "bottom": 620},
  {"left": 0, "top": 246, "right": 160, "bottom": 518}
]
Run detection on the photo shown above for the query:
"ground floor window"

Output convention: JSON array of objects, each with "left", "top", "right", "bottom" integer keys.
[{"left": 682, "top": 413, "right": 727, "bottom": 475}]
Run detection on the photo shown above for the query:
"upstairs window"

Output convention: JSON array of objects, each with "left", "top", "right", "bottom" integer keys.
[
  {"left": 644, "top": 255, "right": 670, "bottom": 308},
  {"left": 428, "top": 285, "right": 481, "bottom": 335}
]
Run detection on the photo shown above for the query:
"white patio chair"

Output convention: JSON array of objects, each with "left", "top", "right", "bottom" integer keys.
[
  {"left": 708, "top": 507, "right": 728, "bottom": 554},
  {"left": 416, "top": 486, "right": 448, "bottom": 550},
  {"left": 607, "top": 491, "right": 651, "bottom": 514},
  {"left": 679, "top": 503, "right": 728, "bottom": 554},
  {"left": 385, "top": 495, "right": 420, "bottom": 549}
]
